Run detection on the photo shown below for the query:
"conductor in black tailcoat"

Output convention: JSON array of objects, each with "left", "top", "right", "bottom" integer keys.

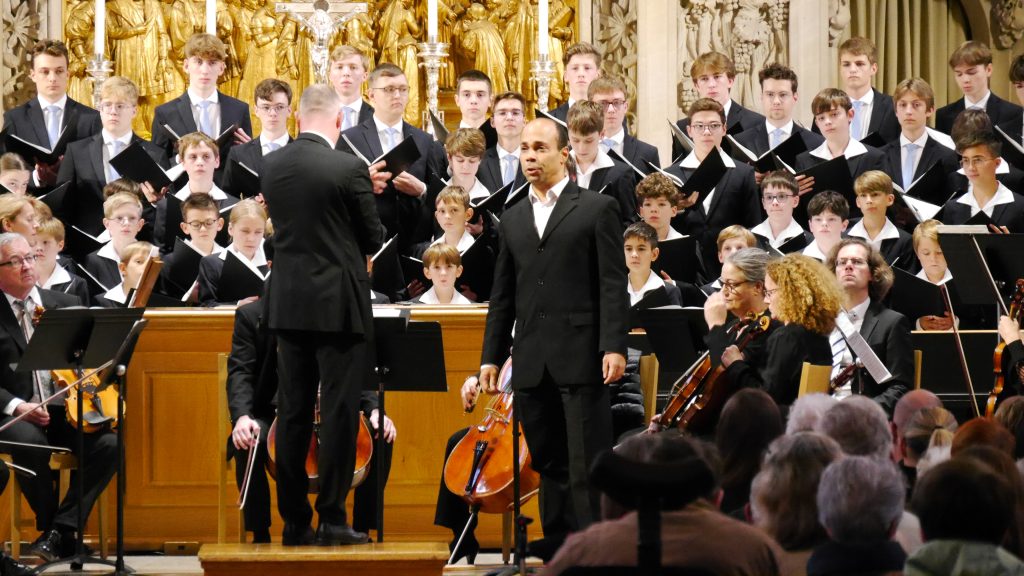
[
  {"left": 479, "top": 118, "right": 629, "bottom": 558},
  {"left": 260, "top": 85, "right": 385, "bottom": 547}
]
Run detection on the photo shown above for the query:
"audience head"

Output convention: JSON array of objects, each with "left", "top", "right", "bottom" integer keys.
[
  {"left": 817, "top": 456, "right": 904, "bottom": 543},
  {"left": 816, "top": 395, "right": 892, "bottom": 459},
  {"left": 951, "top": 417, "right": 1015, "bottom": 458},
  {"left": 912, "top": 457, "right": 1012, "bottom": 546},
  {"left": 901, "top": 406, "right": 958, "bottom": 467},
  {"left": 891, "top": 389, "right": 942, "bottom": 460},
  {"left": 764, "top": 254, "right": 842, "bottom": 336},
  {"left": 826, "top": 237, "right": 894, "bottom": 302},
  {"left": 995, "top": 396, "right": 1024, "bottom": 460},
  {"left": 954, "top": 444, "right": 1024, "bottom": 556},
  {"left": 715, "top": 389, "right": 783, "bottom": 511},
  {"left": 786, "top": 393, "right": 839, "bottom": 435},
  {"left": 750, "top": 432, "right": 841, "bottom": 550}
]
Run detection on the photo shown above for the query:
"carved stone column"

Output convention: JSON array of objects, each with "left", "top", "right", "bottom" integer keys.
[{"left": 636, "top": 0, "right": 677, "bottom": 162}]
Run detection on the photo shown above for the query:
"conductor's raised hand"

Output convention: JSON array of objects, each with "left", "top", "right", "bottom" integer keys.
[
  {"left": 603, "top": 352, "right": 626, "bottom": 384},
  {"left": 479, "top": 364, "right": 499, "bottom": 394}
]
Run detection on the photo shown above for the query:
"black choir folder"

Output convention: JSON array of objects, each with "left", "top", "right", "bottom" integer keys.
[
  {"left": 162, "top": 237, "right": 204, "bottom": 296},
  {"left": 162, "top": 122, "right": 239, "bottom": 152},
  {"left": 4, "top": 128, "right": 70, "bottom": 165},
  {"left": 218, "top": 251, "right": 266, "bottom": 303},
  {"left": 370, "top": 236, "right": 402, "bottom": 297},
  {"left": 229, "top": 160, "right": 261, "bottom": 197},
  {"left": 651, "top": 235, "right": 699, "bottom": 284},
  {"left": 889, "top": 268, "right": 947, "bottom": 323},
  {"left": 343, "top": 134, "right": 422, "bottom": 179},
  {"left": 726, "top": 132, "right": 808, "bottom": 173},
  {"left": 109, "top": 140, "right": 176, "bottom": 189},
  {"left": 649, "top": 148, "right": 727, "bottom": 200}
]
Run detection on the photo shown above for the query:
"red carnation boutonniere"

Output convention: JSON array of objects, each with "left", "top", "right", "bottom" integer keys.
[{"left": 31, "top": 304, "right": 45, "bottom": 327}]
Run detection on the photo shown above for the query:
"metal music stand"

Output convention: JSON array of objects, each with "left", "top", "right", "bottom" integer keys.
[
  {"left": 369, "top": 309, "right": 447, "bottom": 542},
  {"left": 16, "top": 308, "right": 143, "bottom": 574}
]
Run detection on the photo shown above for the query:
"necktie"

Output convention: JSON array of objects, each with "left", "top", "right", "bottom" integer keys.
[
  {"left": 502, "top": 155, "right": 517, "bottom": 186},
  {"left": 601, "top": 138, "right": 616, "bottom": 153},
  {"left": 14, "top": 298, "right": 50, "bottom": 402},
  {"left": 45, "top": 106, "right": 61, "bottom": 150},
  {"left": 384, "top": 127, "right": 399, "bottom": 153},
  {"left": 850, "top": 100, "right": 864, "bottom": 141},
  {"left": 265, "top": 141, "right": 281, "bottom": 155},
  {"left": 198, "top": 101, "right": 214, "bottom": 137},
  {"left": 107, "top": 140, "right": 123, "bottom": 182},
  {"left": 342, "top": 107, "right": 355, "bottom": 131},
  {"left": 902, "top": 142, "right": 919, "bottom": 188},
  {"left": 770, "top": 127, "right": 784, "bottom": 149}
]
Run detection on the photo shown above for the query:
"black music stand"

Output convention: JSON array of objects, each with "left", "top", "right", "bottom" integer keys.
[
  {"left": 17, "top": 308, "right": 143, "bottom": 575},
  {"left": 369, "top": 310, "right": 447, "bottom": 542},
  {"left": 939, "top": 231, "right": 1024, "bottom": 306}
]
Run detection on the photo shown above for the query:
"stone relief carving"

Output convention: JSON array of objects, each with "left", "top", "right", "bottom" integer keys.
[
  {"left": 2, "top": 0, "right": 46, "bottom": 110},
  {"left": 992, "top": 0, "right": 1024, "bottom": 50},
  {"left": 593, "top": 0, "right": 637, "bottom": 129},
  {"left": 676, "top": 0, "right": 790, "bottom": 116}
]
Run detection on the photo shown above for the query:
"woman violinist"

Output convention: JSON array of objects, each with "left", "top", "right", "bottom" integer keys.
[{"left": 720, "top": 254, "right": 841, "bottom": 407}]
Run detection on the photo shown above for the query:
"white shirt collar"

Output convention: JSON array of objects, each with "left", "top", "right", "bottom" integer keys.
[
  {"left": 846, "top": 297, "right": 872, "bottom": 324},
  {"left": 497, "top": 144, "right": 520, "bottom": 160},
  {"left": 466, "top": 178, "right": 491, "bottom": 200},
  {"left": 529, "top": 176, "right": 570, "bottom": 207},
  {"left": 39, "top": 263, "right": 72, "bottom": 290},
  {"left": 916, "top": 267, "right": 953, "bottom": 285},
  {"left": 103, "top": 283, "right": 127, "bottom": 304},
  {"left": 752, "top": 218, "right": 805, "bottom": 246},
  {"left": 964, "top": 91, "right": 991, "bottom": 111},
  {"left": 664, "top": 226, "right": 685, "bottom": 240},
  {"left": 102, "top": 130, "right": 133, "bottom": 147},
  {"left": 572, "top": 149, "right": 616, "bottom": 177},
  {"left": 431, "top": 230, "right": 476, "bottom": 253},
  {"left": 175, "top": 182, "right": 228, "bottom": 201},
  {"left": 722, "top": 99, "right": 733, "bottom": 118},
  {"left": 221, "top": 240, "right": 269, "bottom": 270},
  {"left": 341, "top": 98, "right": 364, "bottom": 115},
  {"left": 187, "top": 88, "right": 219, "bottom": 107},
  {"left": 957, "top": 182, "right": 1016, "bottom": 215},
  {"left": 679, "top": 146, "right": 736, "bottom": 169},
  {"left": 418, "top": 286, "right": 473, "bottom": 305},
  {"left": 98, "top": 240, "right": 120, "bottom": 262},
  {"left": 373, "top": 116, "right": 404, "bottom": 137},
  {"left": 848, "top": 217, "right": 900, "bottom": 244},
  {"left": 4, "top": 287, "right": 44, "bottom": 311},
  {"left": 765, "top": 119, "right": 794, "bottom": 138},
  {"left": 605, "top": 129, "right": 625, "bottom": 146},
  {"left": 853, "top": 89, "right": 875, "bottom": 107},
  {"left": 37, "top": 94, "right": 68, "bottom": 111},
  {"left": 802, "top": 240, "right": 828, "bottom": 261},
  {"left": 899, "top": 131, "right": 929, "bottom": 149},
  {"left": 809, "top": 137, "right": 868, "bottom": 161},
  {"left": 259, "top": 132, "right": 289, "bottom": 151},
  {"left": 628, "top": 270, "right": 666, "bottom": 306}
]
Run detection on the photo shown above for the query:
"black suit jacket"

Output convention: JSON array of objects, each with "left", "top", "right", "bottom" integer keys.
[
  {"left": 793, "top": 146, "right": 887, "bottom": 222},
  {"left": 196, "top": 253, "right": 270, "bottom": 307},
  {"left": 940, "top": 189, "right": 1024, "bottom": 232},
  {"left": 227, "top": 301, "right": 277, "bottom": 425},
  {"left": 221, "top": 135, "right": 294, "bottom": 198},
  {"left": 673, "top": 101, "right": 765, "bottom": 160},
  {"left": 150, "top": 91, "right": 253, "bottom": 185},
  {"left": 337, "top": 118, "right": 446, "bottom": 249},
  {"left": 550, "top": 103, "right": 570, "bottom": 123},
  {"left": 622, "top": 135, "right": 661, "bottom": 174},
  {"left": 723, "top": 322, "right": 832, "bottom": 406},
  {"left": 586, "top": 161, "right": 639, "bottom": 227},
  {"left": 478, "top": 147, "right": 526, "bottom": 194},
  {"left": 481, "top": 181, "right": 629, "bottom": 388},
  {"left": 0, "top": 289, "right": 82, "bottom": 409},
  {"left": 262, "top": 133, "right": 385, "bottom": 333},
  {"left": 732, "top": 122, "right": 825, "bottom": 158},
  {"left": 813, "top": 89, "right": 901, "bottom": 145},
  {"left": 83, "top": 250, "right": 122, "bottom": 295},
  {"left": 880, "top": 135, "right": 960, "bottom": 191},
  {"left": 1, "top": 96, "right": 101, "bottom": 155},
  {"left": 856, "top": 300, "right": 913, "bottom": 415},
  {"left": 935, "top": 92, "right": 1024, "bottom": 135},
  {"left": 55, "top": 133, "right": 167, "bottom": 236}
]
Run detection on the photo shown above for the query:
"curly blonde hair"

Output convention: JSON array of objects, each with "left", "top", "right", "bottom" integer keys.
[{"left": 766, "top": 254, "right": 842, "bottom": 335}]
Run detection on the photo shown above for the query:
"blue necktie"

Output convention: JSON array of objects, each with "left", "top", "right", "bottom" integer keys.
[
  {"left": 342, "top": 107, "right": 355, "bottom": 131},
  {"left": 770, "top": 127, "right": 784, "bottom": 149},
  {"left": 902, "top": 143, "right": 919, "bottom": 188},
  {"left": 107, "top": 140, "right": 123, "bottom": 182},
  {"left": 265, "top": 141, "right": 281, "bottom": 155},
  {"left": 198, "top": 101, "right": 215, "bottom": 137},
  {"left": 850, "top": 100, "right": 864, "bottom": 141},
  {"left": 502, "top": 155, "right": 517, "bottom": 186},
  {"left": 45, "top": 106, "right": 61, "bottom": 149},
  {"left": 601, "top": 138, "right": 615, "bottom": 153},
  {"left": 384, "top": 127, "right": 399, "bottom": 153}
]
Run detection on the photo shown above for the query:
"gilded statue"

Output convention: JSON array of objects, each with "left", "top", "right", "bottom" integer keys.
[
  {"left": 503, "top": 0, "right": 538, "bottom": 101},
  {"left": 64, "top": 0, "right": 96, "bottom": 104},
  {"left": 106, "top": 0, "right": 173, "bottom": 133},
  {"left": 458, "top": 3, "right": 507, "bottom": 93},
  {"left": 340, "top": 11, "right": 376, "bottom": 70},
  {"left": 232, "top": 0, "right": 255, "bottom": 75},
  {"left": 548, "top": 0, "right": 573, "bottom": 104},
  {"left": 237, "top": 0, "right": 280, "bottom": 111},
  {"left": 216, "top": 4, "right": 242, "bottom": 94},
  {"left": 167, "top": 0, "right": 205, "bottom": 79},
  {"left": 157, "top": 0, "right": 187, "bottom": 97},
  {"left": 379, "top": 0, "right": 421, "bottom": 124}
]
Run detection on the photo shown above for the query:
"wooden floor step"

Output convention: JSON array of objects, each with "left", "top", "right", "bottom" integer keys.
[{"left": 198, "top": 542, "right": 449, "bottom": 576}]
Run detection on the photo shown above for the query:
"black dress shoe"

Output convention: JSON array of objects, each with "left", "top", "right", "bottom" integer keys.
[
  {"left": 526, "top": 536, "right": 565, "bottom": 562},
  {"left": 315, "top": 523, "right": 369, "bottom": 546},
  {"left": 29, "top": 529, "right": 61, "bottom": 562},
  {"left": 0, "top": 553, "right": 32, "bottom": 576},
  {"left": 448, "top": 533, "right": 479, "bottom": 565},
  {"left": 281, "top": 523, "right": 315, "bottom": 546}
]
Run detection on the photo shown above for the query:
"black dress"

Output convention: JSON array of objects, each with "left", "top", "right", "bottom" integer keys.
[{"left": 721, "top": 322, "right": 832, "bottom": 407}]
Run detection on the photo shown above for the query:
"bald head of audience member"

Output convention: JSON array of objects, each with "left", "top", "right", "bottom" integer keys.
[
  {"left": 816, "top": 396, "right": 892, "bottom": 459},
  {"left": 296, "top": 84, "right": 343, "bottom": 143},
  {"left": 891, "top": 389, "right": 942, "bottom": 462}
]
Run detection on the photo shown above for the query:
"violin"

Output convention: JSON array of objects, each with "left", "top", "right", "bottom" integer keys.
[
  {"left": 990, "top": 279, "right": 1024, "bottom": 418},
  {"left": 54, "top": 369, "right": 119, "bottom": 433},
  {"left": 443, "top": 358, "right": 540, "bottom": 514},
  {"left": 658, "top": 313, "right": 772, "bottom": 434},
  {"left": 266, "top": 389, "right": 374, "bottom": 492},
  {"left": 830, "top": 361, "right": 859, "bottom": 395}
]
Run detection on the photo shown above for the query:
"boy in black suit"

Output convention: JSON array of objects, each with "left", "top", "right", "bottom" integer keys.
[
  {"left": 567, "top": 101, "right": 638, "bottom": 227},
  {"left": 624, "top": 222, "right": 687, "bottom": 308},
  {"left": 847, "top": 171, "right": 914, "bottom": 270},
  {"left": 549, "top": 43, "right": 603, "bottom": 123},
  {"left": 750, "top": 170, "right": 812, "bottom": 253},
  {"left": 328, "top": 45, "right": 374, "bottom": 130},
  {"left": 882, "top": 78, "right": 960, "bottom": 192},
  {"left": 936, "top": 41, "right": 1023, "bottom": 135},
  {"left": 150, "top": 33, "right": 252, "bottom": 186},
  {"left": 56, "top": 76, "right": 167, "bottom": 239},
  {"left": 83, "top": 192, "right": 146, "bottom": 294},
  {"left": 834, "top": 37, "right": 901, "bottom": 144},
  {"left": 35, "top": 218, "right": 88, "bottom": 304},
  {"left": 222, "top": 78, "right": 293, "bottom": 199},
  {"left": 588, "top": 76, "right": 660, "bottom": 174},
  {"left": 941, "top": 129, "right": 1024, "bottom": 232},
  {"left": 2, "top": 40, "right": 101, "bottom": 189},
  {"left": 454, "top": 70, "right": 498, "bottom": 149},
  {"left": 477, "top": 92, "right": 527, "bottom": 193},
  {"left": 672, "top": 51, "right": 765, "bottom": 160}
]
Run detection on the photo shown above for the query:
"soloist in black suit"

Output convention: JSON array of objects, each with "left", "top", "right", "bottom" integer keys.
[
  {"left": 481, "top": 180, "right": 629, "bottom": 539},
  {"left": 55, "top": 133, "right": 167, "bottom": 237},
  {"left": 0, "top": 289, "right": 116, "bottom": 536},
  {"left": 261, "top": 133, "right": 385, "bottom": 532},
  {"left": 221, "top": 136, "right": 293, "bottom": 198},
  {"left": 846, "top": 301, "right": 913, "bottom": 415},
  {"left": 673, "top": 101, "right": 765, "bottom": 160},
  {"left": 935, "top": 92, "right": 1024, "bottom": 135},
  {"left": 337, "top": 119, "right": 447, "bottom": 251},
  {"left": 150, "top": 91, "right": 253, "bottom": 186}
]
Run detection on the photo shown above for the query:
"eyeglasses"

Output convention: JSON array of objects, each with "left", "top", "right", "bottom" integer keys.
[
  {"left": 960, "top": 156, "right": 994, "bottom": 168},
  {"left": 762, "top": 193, "right": 793, "bottom": 204},
  {"left": 256, "top": 104, "right": 289, "bottom": 115},
  {"left": 691, "top": 122, "right": 723, "bottom": 133},
  {"left": 371, "top": 86, "right": 410, "bottom": 96},
  {"left": 99, "top": 102, "right": 134, "bottom": 113},
  {"left": 186, "top": 219, "right": 219, "bottom": 230},
  {"left": 718, "top": 279, "right": 749, "bottom": 292},
  {"left": 107, "top": 216, "right": 140, "bottom": 225},
  {"left": 0, "top": 255, "right": 36, "bottom": 268},
  {"left": 764, "top": 288, "right": 778, "bottom": 299},
  {"left": 836, "top": 257, "right": 868, "bottom": 268},
  {"left": 596, "top": 100, "right": 628, "bottom": 110},
  {"left": 494, "top": 109, "right": 524, "bottom": 118}
]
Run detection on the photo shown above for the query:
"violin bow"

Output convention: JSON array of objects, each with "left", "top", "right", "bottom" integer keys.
[
  {"left": 237, "top": 439, "right": 259, "bottom": 509},
  {"left": 0, "top": 360, "right": 113, "bottom": 435},
  {"left": 941, "top": 283, "right": 981, "bottom": 418}
]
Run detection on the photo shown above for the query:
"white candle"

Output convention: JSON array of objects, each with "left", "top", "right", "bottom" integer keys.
[
  {"left": 427, "top": 0, "right": 438, "bottom": 41},
  {"left": 206, "top": 0, "right": 216, "bottom": 35},
  {"left": 538, "top": 0, "right": 549, "bottom": 57},
  {"left": 94, "top": 0, "right": 105, "bottom": 56}
]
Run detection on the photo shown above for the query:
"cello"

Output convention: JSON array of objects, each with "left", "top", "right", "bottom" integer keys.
[
  {"left": 443, "top": 358, "right": 540, "bottom": 515},
  {"left": 989, "top": 280, "right": 1024, "bottom": 418},
  {"left": 658, "top": 313, "right": 772, "bottom": 434}
]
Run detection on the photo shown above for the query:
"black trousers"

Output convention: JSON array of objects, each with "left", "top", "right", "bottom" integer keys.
[
  {"left": 275, "top": 329, "right": 367, "bottom": 527},
  {"left": 0, "top": 405, "right": 117, "bottom": 532},
  {"left": 434, "top": 427, "right": 471, "bottom": 534},
  {"left": 515, "top": 371, "right": 612, "bottom": 540}
]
